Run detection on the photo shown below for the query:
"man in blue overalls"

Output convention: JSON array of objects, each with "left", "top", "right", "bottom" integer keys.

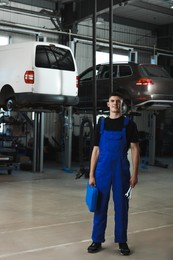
[{"left": 87, "top": 92, "right": 140, "bottom": 255}]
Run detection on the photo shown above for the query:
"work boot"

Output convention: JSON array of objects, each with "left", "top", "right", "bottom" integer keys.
[
  {"left": 87, "top": 242, "right": 102, "bottom": 253},
  {"left": 119, "top": 243, "right": 130, "bottom": 255}
]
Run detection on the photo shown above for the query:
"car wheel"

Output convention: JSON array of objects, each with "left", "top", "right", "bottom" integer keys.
[
  {"left": 5, "top": 99, "right": 14, "bottom": 111},
  {"left": 122, "top": 102, "right": 129, "bottom": 114}
]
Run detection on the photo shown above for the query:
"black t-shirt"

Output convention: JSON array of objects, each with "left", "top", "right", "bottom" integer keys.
[{"left": 94, "top": 116, "right": 139, "bottom": 149}]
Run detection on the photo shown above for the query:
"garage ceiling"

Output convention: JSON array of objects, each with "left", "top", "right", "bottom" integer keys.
[
  {"left": 111, "top": 0, "right": 173, "bottom": 30},
  {"left": 2, "top": 0, "right": 173, "bottom": 31}
]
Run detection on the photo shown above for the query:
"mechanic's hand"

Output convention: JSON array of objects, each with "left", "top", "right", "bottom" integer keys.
[
  {"left": 130, "top": 175, "right": 138, "bottom": 188},
  {"left": 89, "top": 176, "right": 96, "bottom": 186}
]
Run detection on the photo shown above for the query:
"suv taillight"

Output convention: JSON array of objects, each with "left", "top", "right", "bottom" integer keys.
[
  {"left": 24, "top": 70, "right": 34, "bottom": 84},
  {"left": 136, "top": 78, "right": 153, "bottom": 86},
  {"left": 76, "top": 75, "right": 78, "bottom": 88}
]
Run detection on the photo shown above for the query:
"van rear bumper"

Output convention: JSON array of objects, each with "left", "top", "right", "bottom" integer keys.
[{"left": 15, "top": 93, "right": 79, "bottom": 107}]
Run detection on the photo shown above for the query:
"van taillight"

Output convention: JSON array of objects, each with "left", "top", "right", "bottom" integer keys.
[
  {"left": 76, "top": 75, "right": 78, "bottom": 88},
  {"left": 136, "top": 78, "right": 153, "bottom": 86},
  {"left": 24, "top": 71, "right": 34, "bottom": 84}
]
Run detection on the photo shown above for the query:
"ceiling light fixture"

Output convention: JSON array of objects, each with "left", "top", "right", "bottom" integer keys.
[
  {"left": 0, "top": 0, "right": 9, "bottom": 6},
  {"left": 96, "top": 17, "right": 104, "bottom": 25}
]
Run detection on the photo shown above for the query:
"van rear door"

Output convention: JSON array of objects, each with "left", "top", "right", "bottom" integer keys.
[{"left": 34, "top": 44, "right": 78, "bottom": 96}]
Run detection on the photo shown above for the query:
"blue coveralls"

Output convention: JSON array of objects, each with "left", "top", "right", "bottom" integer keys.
[{"left": 92, "top": 117, "right": 130, "bottom": 243}]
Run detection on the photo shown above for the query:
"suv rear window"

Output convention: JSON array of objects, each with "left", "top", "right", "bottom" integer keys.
[
  {"left": 140, "top": 65, "right": 171, "bottom": 78},
  {"left": 35, "top": 45, "right": 75, "bottom": 71}
]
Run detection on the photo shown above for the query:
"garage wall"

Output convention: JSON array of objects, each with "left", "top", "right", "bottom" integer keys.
[
  {"left": 76, "top": 19, "right": 156, "bottom": 72},
  {"left": 75, "top": 41, "right": 93, "bottom": 74},
  {"left": 77, "top": 19, "right": 156, "bottom": 46},
  {"left": 0, "top": 2, "right": 59, "bottom": 43},
  {"left": 0, "top": 2, "right": 54, "bottom": 30}
]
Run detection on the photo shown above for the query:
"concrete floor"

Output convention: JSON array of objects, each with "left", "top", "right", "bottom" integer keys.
[{"left": 0, "top": 158, "right": 173, "bottom": 260}]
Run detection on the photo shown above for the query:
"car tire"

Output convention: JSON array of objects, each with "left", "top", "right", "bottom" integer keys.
[
  {"left": 122, "top": 101, "right": 130, "bottom": 114},
  {"left": 5, "top": 98, "right": 15, "bottom": 111}
]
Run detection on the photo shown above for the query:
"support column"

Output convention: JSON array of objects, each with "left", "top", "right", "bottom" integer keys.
[
  {"left": 63, "top": 106, "right": 73, "bottom": 172},
  {"left": 92, "top": 0, "right": 97, "bottom": 129},
  {"left": 148, "top": 112, "right": 156, "bottom": 165},
  {"left": 33, "top": 112, "right": 44, "bottom": 172},
  {"left": 109, "top": 0, "right": 113, "bottom": 92}
]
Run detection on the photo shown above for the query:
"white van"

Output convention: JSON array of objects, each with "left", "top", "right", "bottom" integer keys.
[{"left": 0, "top": 41, "right": 78, "bottom": 111}]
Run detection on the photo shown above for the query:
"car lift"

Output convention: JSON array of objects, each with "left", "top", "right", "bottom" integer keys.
[
  {"left": 148, "top": 111, "right": 156, "bottom": 166},
  {"left": 63, "top": 106, "right": 73, "bottom": 172},
  {"left": 148, "top": 111, "right": 168, "bottom": 168},
  {"left": 33, "top": 112, "right": 44, "bottom": 172},
  {"left": 147, "top": 54, "right": 168, "bottom": 168}
]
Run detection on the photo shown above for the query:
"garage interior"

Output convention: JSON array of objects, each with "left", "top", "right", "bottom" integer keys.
[{"left": 0, "top": 0, "right": 173, "bottom": 259}]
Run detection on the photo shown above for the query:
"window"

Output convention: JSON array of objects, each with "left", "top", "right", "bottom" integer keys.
[
  {"left": 113, "top": 65, "right": 118, "bottom": 77},
  {"left": 80, "top": 65, "right": 101, "bottom": 81},
  {"left": 119, "top": 65, "right": 132, "bottom": 77},
  {"left": 35, "top": 45, "right": 75, "bottom": 71},
  {"left": 79, "top": 68, "right": 93, "bottom": 81},
  {"left": 96, "top": 51, "right": 128, "bottom": 64},
  {"left": 98, "top": 65, "right": 118, "bottom": 79},
  {"left": 141, "top": 65, "right": 171, "bottom": 78},
  {"left": 99, "top": 65, "right": 109, "bottom": 79}
]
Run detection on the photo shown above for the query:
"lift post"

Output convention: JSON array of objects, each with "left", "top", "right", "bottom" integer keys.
[
  {"left": 148, "top": 111, "right": 156, "bottom": 165},
  {"left": 33, "top": 112, "right": 44, "bottom": 172},
  {"left": 147, "top": 111, "right": 168, "bottom": 168},
  {"left": 63, "top": 106, "right": 73, "bottom": 172}
]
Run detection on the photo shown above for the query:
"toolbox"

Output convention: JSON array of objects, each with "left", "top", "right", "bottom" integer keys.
[{"left": 86, "top": 183, "right": 99, "bottom": 212}]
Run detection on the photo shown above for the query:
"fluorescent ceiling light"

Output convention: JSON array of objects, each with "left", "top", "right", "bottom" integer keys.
[
  {"left": 96, "top": 17, "right": 104, "bottom": 25},
  {"left": 0, "top": 0, "right": 9, "bottom": 6}
]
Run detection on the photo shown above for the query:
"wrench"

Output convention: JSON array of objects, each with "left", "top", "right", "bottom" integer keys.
[{"left": 125, "top": 186, "right": 132, "bottom": 199}]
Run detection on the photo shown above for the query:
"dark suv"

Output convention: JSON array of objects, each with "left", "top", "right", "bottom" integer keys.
[{"left": 78, "top": 62, "right": 173, "bottom": 111}]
